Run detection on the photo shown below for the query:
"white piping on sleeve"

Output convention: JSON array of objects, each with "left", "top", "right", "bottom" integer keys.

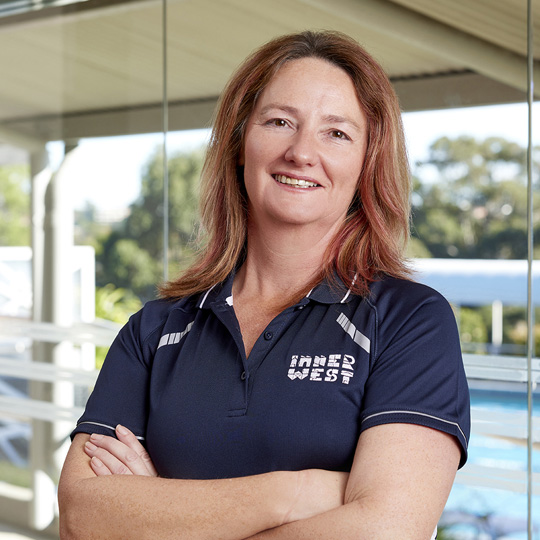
[
  {"left": 361, "top": 410, "right": 467, "bottom": 447},
  {"left": 76, "top": 421, "right": 145, "bottom": 441}
]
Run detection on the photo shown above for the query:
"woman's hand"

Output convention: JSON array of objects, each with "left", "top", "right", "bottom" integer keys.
[{"left": 84, "top": 425, "right": 158, "bottom": 477}]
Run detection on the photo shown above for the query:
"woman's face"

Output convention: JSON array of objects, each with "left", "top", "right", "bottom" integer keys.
[{"left": 242, "top": 57, "right": 368, "bottom": 233}]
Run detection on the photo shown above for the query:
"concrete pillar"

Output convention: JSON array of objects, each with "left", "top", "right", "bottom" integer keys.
[
  {"left": 30, "top": 147, "right": 52, "bottom": 324},
  {"left": 29, "top": 143, "right": 77, "bottom": 531}
]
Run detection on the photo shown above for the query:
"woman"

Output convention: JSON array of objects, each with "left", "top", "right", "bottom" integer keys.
[{"left": 59, "top": 30, "right": 470, "bottom": 539}]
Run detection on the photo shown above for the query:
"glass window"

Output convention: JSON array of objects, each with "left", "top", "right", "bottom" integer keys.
[
  {"left": 0, "top": 0, "right": 166, "bottom": 532},
  {"left": 0, "top": 0, "right": 537, "bottom": 536}
]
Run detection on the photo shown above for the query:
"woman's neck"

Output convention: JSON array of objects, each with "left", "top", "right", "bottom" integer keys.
[{"left": 233, "top": 218, "right": 339, "bottom": 306}]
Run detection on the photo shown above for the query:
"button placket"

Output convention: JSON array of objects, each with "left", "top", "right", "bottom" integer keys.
[{"left": 239, "top": 306, "right": 302, "bottom": 413}]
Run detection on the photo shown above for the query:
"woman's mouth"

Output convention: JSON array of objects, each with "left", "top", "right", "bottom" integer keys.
[{"left": 273, "top": 174, "right": 319, "bottom": 189}]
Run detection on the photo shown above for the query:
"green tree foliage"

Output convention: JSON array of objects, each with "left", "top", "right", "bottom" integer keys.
[
  {"left": 0, "top": 164, "right": 30, "bottom": 246},
  {"left": 505, "top": 306, "right": 540, "bottom": 356},
  {"left": 97, "top": 148, "right": 203, "bottom": 300},
  {"left": 96, "top": 283, "right": 143, "bottom": 324},
  {"left": 94, "top": 284, "right": 142, "bottom": 368},
  {"left": 88, "top": 136, "right": 538, "bottom": 352},
  {"left": 435, "top": 527, "right": 458, "bottom": 540},
  {"left": 411, "top": 136, "right": 540, "bottom": 259},
  {"left": 457, "top": 307, "right": 489, "bottom": 349},
  {"left": 410, "top": 135, "right": 540, "bottom": 354}
]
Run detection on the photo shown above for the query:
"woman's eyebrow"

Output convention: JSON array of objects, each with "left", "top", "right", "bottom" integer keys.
[
  {"left": 258, "top": 103, "right": 298, "bottom": 116},
  {"left": 323, "top": 114, "right": 363, "bottom": 132},
  {"left": 258, "top": 104, "right": 363, "bottom": 132}
]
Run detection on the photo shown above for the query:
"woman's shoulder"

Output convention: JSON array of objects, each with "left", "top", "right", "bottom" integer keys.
[
  {"left": 141, "top": 294, "right": 198, "bottom": 317},
  {"left": 125, "top": 294, "right": 200, "bottom": 345},
  {"left": 370, "top": 274, "right": 450, "bottom": 301},
  {"left": 366, "top": 275, "right": 455, "bottom": 321},
  {"left": 363, "top": 276, "right": 461, "bottom": 362}
]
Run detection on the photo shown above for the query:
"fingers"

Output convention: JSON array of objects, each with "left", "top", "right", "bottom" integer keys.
[
  {"left": 115, "top": 425, "right": 158, "bottom": 477},
  {"left": 84, "top": 439, "right": 126, "bottom": 476},
  {"left": 87, "top": 455, "right": 113, "bottom": 476},
  {"left": 83, "top": 426, "right": 157, "bottom": 477}
]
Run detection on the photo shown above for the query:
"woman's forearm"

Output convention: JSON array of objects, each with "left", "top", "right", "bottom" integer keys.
[
  {"left": 58, "top": 434, "right": 347, "bottom": 540},
  {"left": 246, "top": 500, "right": 419, "bottom": 540},
  {"left": 60, "top": 470, "right": 295, "bottom": 540},
  {"left": 246, "top": 496, "right": 438, "bottom": 540},
  {"left": 246, "top": 425, "right": 462, "bottom": 540}
]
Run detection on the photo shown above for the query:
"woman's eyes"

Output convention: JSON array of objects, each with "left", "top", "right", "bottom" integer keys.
[
  {"left": 330, "top": 130, "right": 350, "bottom": 141},
  {"left": 266, "top": 118, "right": 288, "bottom": 127},
  {"left": 264, "top": 119, "right": 351, "bottom": 141}
]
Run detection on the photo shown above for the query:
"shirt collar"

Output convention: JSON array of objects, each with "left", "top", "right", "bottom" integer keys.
[
  {"left": 304, "top": 273, "right": 355, "bottom": 304},
  {"left": 197, "top": 272, "right": 235, "bottom": 308},
  {"left": 197, "top": 272, "right": 355, "bottom": 309}
]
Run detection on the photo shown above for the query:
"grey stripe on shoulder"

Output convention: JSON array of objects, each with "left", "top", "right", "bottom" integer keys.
[
  {"left": 157, "top": 321, "right": 194, "bottom": 349},
  {"left": 336, "top": 312, "right": 370, "bottom": 353}
]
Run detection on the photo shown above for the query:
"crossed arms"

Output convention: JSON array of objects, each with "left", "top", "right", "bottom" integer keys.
[{"left": 58, "top": 422, "right": 460, "bottom": 540}]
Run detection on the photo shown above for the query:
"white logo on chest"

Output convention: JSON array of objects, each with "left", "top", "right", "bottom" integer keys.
[{"left": 287, "top": 354, "right": 355, "bottom": 384}]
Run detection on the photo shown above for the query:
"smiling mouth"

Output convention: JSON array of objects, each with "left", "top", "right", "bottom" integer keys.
[{"left": 273, "top": 174, "right": 319, "bottom": 189}]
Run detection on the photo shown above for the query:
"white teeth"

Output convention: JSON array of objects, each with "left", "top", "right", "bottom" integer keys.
[{"left": 274, "top": 174, "right": 318, "bottom": 188}]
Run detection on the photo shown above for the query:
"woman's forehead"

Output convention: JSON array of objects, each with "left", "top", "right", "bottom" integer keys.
[{"left": 253, "top": 58, "right": 364, "bottom": 119}]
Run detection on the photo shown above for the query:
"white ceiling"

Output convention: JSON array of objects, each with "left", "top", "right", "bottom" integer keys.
[{"left": 0, "top": 0, "right": 537, "bottom": 145}]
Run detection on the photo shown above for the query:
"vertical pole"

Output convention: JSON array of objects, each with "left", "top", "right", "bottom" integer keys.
[
  {"left": 162, "top": 0, "right": 169, "bottom": 282},
  {"left": 525, "top": 0, "right": 534, "bottom": 537},
  {"left": 491, "top": 300, "right": 503, "bottom": 353}
]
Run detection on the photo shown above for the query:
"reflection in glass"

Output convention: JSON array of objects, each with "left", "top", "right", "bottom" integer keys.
[{"left": 404, "top": 101, "right": 540, "bottom": 537}]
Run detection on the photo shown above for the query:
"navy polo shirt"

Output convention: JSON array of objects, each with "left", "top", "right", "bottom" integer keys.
[{"left": 72, "top": 274, "right": 470, "bottom": 479}]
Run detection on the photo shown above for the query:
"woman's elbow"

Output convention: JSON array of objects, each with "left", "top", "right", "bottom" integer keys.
[{"left": 58, "top": 477, "right": 95, "bottom": 540}]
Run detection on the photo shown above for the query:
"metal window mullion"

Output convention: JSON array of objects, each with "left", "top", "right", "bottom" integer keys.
[
  {"left": 162, "top": 0, "right": 169, "bottom": 282},
  {"left": 526, "top": 0, "right": 534, "bottom": 537}
]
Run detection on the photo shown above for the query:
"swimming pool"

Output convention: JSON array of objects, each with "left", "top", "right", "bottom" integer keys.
[{"left": 443, "top": 386, "right": 540, "bottom": 539}]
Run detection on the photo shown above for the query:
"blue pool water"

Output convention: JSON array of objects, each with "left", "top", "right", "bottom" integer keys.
[{"left": 443, "top": 387, "right": 540, "bottom": 539}]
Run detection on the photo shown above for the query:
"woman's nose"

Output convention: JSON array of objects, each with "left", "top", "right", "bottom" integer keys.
[{"left": 284, "top": 129, "right": 318, "bottom": 166}]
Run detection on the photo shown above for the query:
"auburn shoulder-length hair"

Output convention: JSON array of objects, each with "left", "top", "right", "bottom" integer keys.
[{"left": 160, "top": 30, "right": 411, "bottom": 300}]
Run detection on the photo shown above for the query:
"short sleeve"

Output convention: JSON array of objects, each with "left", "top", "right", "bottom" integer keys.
[
  {"left": 360, "top": 284, "right": 470, "bottom": 468},
  {"left": 71, "top": 306, "right": 163, "bottom": 442}
]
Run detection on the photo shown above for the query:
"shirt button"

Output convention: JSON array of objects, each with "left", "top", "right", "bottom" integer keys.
[
  {"left": 264, "top": 331, "right": 273, "bottom": 340},
  {"left": 241, "top": 371, "right": 247, "bottom": 381}
]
